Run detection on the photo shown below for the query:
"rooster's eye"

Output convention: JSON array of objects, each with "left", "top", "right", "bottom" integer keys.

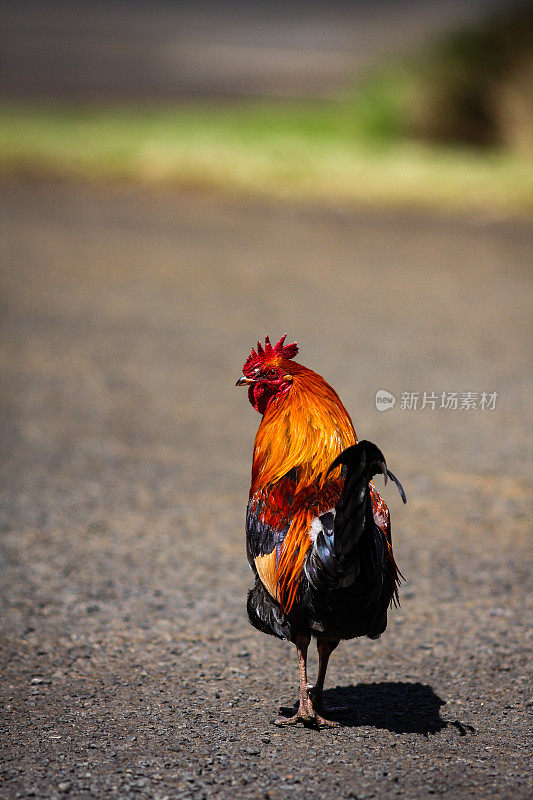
[{"left": 266, "top": 368, "right": 277, "bottom": 379}]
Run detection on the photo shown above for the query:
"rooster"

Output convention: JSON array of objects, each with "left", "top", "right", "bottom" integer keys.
[{"left": 236, "top": 334, "right": 406, "bottom": 728}]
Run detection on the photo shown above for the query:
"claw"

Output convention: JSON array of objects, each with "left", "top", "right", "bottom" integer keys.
[
  {"left": 315, "top": 714, "right": 339, "bottom": 729},
  {"left": 274, "top": 698, "right": 339, "bottom": 729},
  {"left": 274, "top": 712, "right": 338, "bottom": 729}
]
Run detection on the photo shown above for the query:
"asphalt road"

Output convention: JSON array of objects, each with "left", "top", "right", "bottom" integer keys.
[{"left": 0, "top": 184, "right": 532, "bottom": 799}]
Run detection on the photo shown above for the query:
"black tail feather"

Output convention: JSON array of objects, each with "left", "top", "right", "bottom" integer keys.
[
  {"left": 386, "top": 469, "right": 407, "bottom": 504},
  {"left": 302, "top": 440, "right": 405, "bottom": 640},
  {"left": 306, "top": 441, "right": 405, "bottom": 593},
  {"left": 328, "top": 441, "right": 406, "bottom": 504}
]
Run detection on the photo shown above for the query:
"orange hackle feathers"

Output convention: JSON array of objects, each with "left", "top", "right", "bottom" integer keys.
[
  {"left": 250, "top": 363, "right": 356, "bottom": 495},
  {"left": 250, "top": 360, "right": 357, "bottom": 613}
]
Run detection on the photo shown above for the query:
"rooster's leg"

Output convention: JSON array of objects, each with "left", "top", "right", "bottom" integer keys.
[
  {"left": 310, "top": 639, "right": 339, "bottom": 724},
  {"left": 275, "top": 633, "right": 337, "bottom": 728},
  {"left": 274, "top": 632, "right": 314, "bottom": 726}
]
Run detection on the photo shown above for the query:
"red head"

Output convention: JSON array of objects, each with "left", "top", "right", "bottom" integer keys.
[{"left": 236, "top": 334, "right": 299, "bottom": 414}]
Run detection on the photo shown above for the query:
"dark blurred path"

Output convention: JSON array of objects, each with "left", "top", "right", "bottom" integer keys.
[
  {"left": 0, "top": 184, "right": 531, "bottom": 799},
  {"left": 2, "top": 0, "right": 509, "bottom": 99}
]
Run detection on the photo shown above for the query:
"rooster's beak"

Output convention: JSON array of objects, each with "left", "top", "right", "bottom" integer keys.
[{"left": 235, "top": 376, "right": 255, "bottom": 387}]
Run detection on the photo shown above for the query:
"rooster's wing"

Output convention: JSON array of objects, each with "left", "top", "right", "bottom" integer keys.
[{"left": 246, "top": 478, "right": 292, "bottom": 601}]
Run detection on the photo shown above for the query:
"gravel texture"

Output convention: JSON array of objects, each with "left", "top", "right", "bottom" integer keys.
[{"left": 1, "top": 184, "right": 531, "bottom": 799}]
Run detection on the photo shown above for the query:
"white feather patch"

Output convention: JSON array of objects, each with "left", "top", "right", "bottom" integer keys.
[{"left": 308, "top": 508, "right": 335, "bottom": 543}]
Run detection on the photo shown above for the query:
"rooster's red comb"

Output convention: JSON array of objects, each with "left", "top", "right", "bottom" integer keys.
[{"left": 243, "top": 334, "right": 299, "bottom": 374}]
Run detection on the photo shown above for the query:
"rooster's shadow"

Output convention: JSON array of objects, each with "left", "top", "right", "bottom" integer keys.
[{"left": 319, "top": 681, "right": 454, "bottom": 735}]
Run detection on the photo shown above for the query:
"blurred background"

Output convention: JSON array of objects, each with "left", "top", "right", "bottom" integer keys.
[
  {"left": 1, "top": 0, "right": 532, "bottom": 211},
  {"left": 1, "top": 2, "right": 532, "bottom": 799}
]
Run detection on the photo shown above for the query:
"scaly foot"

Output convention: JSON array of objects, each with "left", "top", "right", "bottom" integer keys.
[{"left": 274, "top": 696, "right": 339, "bottom": 728}]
